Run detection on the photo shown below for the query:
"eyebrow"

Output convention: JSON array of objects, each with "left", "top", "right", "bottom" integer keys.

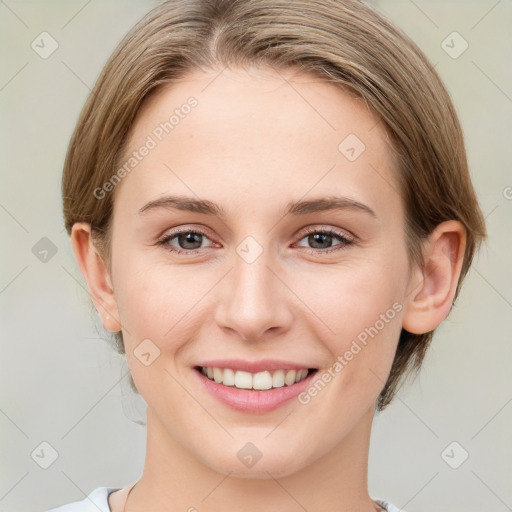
[{"left": 138, "top": 195, "right": 376, "bottom": 218}]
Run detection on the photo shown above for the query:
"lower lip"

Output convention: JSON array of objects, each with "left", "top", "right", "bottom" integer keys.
[{"left": 193, "top": 368, "right": 318, "bottom": 413}]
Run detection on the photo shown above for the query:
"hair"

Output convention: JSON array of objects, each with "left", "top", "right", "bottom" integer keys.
[{"left": 62, "top": 0, "right": 487, "bottom": 411}]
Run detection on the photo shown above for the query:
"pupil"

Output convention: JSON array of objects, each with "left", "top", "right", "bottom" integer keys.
[
  {"left": 180, "top": 232, "right": 201, "bottom": 249},
  {"left": 310, "top": 233, "right": 331, "bottom": 248}
]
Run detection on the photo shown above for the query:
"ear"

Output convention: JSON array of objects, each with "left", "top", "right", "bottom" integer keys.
[
  {"left": 70, "top": 222, "right": 122, "bottom": 332},
  {"left": 402, "top": 220, "right": 466, "bottom": 334}
]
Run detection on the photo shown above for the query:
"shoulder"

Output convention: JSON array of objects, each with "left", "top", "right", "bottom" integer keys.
[
  {"left": 374, "top": 498, "right": 406, "bottom": 512},
  {"left": 375, "top": 499, "right": 407, "bottom": 512},
  {"left": 45, "top": 487, "right": 119, "bottom": 512}
]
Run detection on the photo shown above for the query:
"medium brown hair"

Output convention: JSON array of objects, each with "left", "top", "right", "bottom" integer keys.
[{"left": 62, "top": 0, "right": 487, "bottom": 411}]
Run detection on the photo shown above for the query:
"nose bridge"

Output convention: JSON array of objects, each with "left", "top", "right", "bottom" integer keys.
[{"left": 214, "top": 240, "right": 292, "bottom": 341}]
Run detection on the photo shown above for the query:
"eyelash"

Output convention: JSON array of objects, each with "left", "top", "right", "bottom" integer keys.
[{"left": 155, "top": 226, "right": 355, "bottom": 256}]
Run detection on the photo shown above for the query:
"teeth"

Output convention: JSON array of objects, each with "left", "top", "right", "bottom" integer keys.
[
  {"left": 235, "top": 370, "right": 253, "bottom": 389},
  {"left": 223, "top": 368, "right": 235, "bottom": 386},
  {"left": 253, "top": 371, "right": 272, "bottom": 390},
  {"left": 213, "top": 367, "right": 223, "bottom": 383},
  {"left": 284, "top": 369, "right": 296, "bottom": 386},
  {"left": 272, "top": 370, "right": 285, "bottom": 388},
  {"left": 200, "top": 367, "right": 311, "bottom": 389}
]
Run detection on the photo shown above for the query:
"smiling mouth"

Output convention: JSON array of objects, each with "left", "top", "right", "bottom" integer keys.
[{"left": 194, "top": 366, "right": 318, "bottom": 390}]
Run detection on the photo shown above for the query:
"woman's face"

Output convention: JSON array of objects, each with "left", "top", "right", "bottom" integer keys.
[{"left": 108, "top": 66, "right": 412, "bottom": 477}]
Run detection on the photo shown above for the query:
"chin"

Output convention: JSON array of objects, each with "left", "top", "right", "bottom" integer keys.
[{"left": 199, "top": 444, "right": 308, "bottom": 479}]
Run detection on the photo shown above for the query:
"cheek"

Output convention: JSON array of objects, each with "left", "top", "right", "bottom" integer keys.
[
  {"left": 113, "top": 255, "right": 216, "bottom": 349},
  {"left": 308, "top": 255, "right": 405, "bottom": 338},
  {"left": 303, "top": 252, "right": 406, "bottom": 387},
  {"left": 113, "top": 226, "right": 408, "bottom": 365}
]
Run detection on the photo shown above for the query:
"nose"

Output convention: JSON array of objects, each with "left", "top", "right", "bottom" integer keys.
[{"left": 213, "top": 248, "right": 293, "bottom": 343}]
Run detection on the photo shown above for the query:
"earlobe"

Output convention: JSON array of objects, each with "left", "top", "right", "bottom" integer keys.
[
  {"left": 402, "top": 220, "right": 466, "bottom": 335},
  {"left": 70, "top": 222, "right": 122, "bottom": 333}
]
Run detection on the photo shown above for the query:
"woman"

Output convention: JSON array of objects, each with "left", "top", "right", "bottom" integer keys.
[{"left": 49, "top": 0, "right": 486, "bottom": 510}]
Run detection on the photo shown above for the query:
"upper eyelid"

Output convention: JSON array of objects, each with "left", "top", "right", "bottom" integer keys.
[
  {"left": 159, "top": 225, "right": 215, "bottom": 242},
  {"left": 299, "top": 225, "right": 355, "bottom": 240}
]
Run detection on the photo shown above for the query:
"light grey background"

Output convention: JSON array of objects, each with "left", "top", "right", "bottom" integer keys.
[{"left": 1, "top": 1, "right": 510, "bottom": 511}]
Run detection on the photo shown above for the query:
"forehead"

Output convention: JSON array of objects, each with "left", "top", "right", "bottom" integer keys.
[{"left": 115, "top": 66, "right": 401, "bottom": 220}]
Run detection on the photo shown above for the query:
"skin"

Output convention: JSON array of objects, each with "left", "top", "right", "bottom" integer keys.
[{"left": 71, "top": 66, "right": 466, "bottom": 512}]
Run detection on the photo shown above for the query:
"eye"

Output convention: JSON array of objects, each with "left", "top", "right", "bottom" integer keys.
[
  {"left": 295, "top": 227, "right": 355, "bottom": 254},
  {"left": 156, "top": 228, "right": 214, "bottom": 254},
  {"left": 156, "top": 226, "right": 355, "bottom": 256}
]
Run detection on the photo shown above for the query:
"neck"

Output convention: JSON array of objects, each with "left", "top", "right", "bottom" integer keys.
[{"left": 125, "top": 405, "right": 381, "bottom": 512}]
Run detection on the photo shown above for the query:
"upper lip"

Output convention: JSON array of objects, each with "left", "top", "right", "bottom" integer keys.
[{"left": 194, "top": 359, "right": 317, "bottom": 373}]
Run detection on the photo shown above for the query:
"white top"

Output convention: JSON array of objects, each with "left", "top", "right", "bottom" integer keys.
[{"left": 45, "top": 486, "right": 406, "bottom": 512}]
